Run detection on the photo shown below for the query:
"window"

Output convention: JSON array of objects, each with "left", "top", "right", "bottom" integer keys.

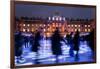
[
  {"left": 78, "top": 25, "right": 80, "bottom": 27},
  {"left": 71, "top": 25, "right": 73, "bottom": 27},
  {"left": 27, "top": 29, "right": 30, "bottom": 32},
  {"left": 23, "top": 24, "right": 25, "bottom": 26},
  {"left": 52, "top": 17, "right": 55, "bottom": 20},
  {"left": 68, "top": 25, "right": 70, "bottom": 27},
  {"left": 75, "top": 25, "right": 77, "bottom": 27},
  {"left": 23, "top": 28, "right": 25, "bottom": 32},
  {"left": 27, "top": 24, "right": 30, "bottom": 27},
  {"left": 88, "top": 29, "right": 91, "bottom": 32},
  {"left": 78, "top": 29, "right": 81, "bottom": 31},
  {"left": 85, "top": 29, "right": 87, "bottom": 32},
  {"left": 85, "top": 25, "right": 87, "bottom": 27},
  {"left": 88, "top": 25, "right": 90, "bottom": 27},
  {"left": 75, "top": 29, "right": 77, "bottom": 31},
  {"left": 48, "top": 17, "right": 51, "bottom": 20}
]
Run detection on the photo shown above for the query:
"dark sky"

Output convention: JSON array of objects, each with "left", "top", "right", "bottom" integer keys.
[{"left": 15, "top": 4, "right": 95, "bottom": 19}]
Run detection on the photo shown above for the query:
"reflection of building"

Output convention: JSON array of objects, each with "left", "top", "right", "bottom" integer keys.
[{"left": 15, "top": 16, "right": 95, "bottom": 37}]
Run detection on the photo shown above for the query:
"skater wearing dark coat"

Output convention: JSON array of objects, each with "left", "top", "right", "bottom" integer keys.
[
  {"left": 31, "top": 29, "right": 42, "bottom": 64},
  {"left": 87, "top": 29, "right": 94, "bottom": 52},
  {"left": 51, "top": 28, "right": 66, "bottom": 62},
  {"left": 24, "top": 36, "right": 29, "bottom": 48},
  {"left": 31, "top": 31, "right": 41, "bottom": 52},
  {"left": 15, "top": 31, "right": 23, "bottom": 60},
  {"left": 86, "top": 29, "right": 95, "bottom": 59},
  {"left": 68, "top": 32, "right": 74, "bottom": 57},
  {"left": 73, "top": 30, "right": 80, "bottom": 61}
]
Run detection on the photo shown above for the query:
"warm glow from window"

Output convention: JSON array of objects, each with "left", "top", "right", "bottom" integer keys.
[
  {"left": 27, "top": 29, "right": 30, "bottom": 32},
  {"left": 71, "top": 25, "right": 73, "bottom": 27},
  {"left": 43, "top": 24, "right": 46, "bottom": 27},
  {"left": 32, "top": 28, "right": 34, "bottom": 32},
  {"left": 23, "top": 28, "right": 25, "bottom": 32},
  {"left": 43, "top": 29, "right": 46, "bottom": 32},
  {"left": 75, "top": 29, "right": 77, "bottom": 31},
  {"left": 75, "top": 25, "right": 77, "bottom": 27},
  {"left": 27, "top": 24, "right": 30, "bottom": 27},
  {"left": 85, "top": 25, "right": 87, "bottom": 27},
  {"left": 23, "top": 24, "right": 25, "bottom": 26},
  {"left": 68, "top": 25, "right": 70, "bottom": 27},
  {"left": 88, "top": 29, "right": 91, "bottom": 32},
  {"left": 85, "top": 29, "right": 87, "bottom": 32},
  {"left": 78, "top": 29, "right": 81, "bottom": 31},
  {"left": 78, "top": 25, "right": 80, "bottom": 27},
  {"left": 88, "top": 25, "right": 90, "bottom": 27}
]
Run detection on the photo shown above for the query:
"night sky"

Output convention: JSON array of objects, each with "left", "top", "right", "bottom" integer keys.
[{"left": 15, "top": 4, "right": 95, "bottom": 19}]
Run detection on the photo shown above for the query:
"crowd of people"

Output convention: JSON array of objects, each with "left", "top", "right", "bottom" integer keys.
[{"left": 14, "top": 27, "right": 95, "bottom": 64}]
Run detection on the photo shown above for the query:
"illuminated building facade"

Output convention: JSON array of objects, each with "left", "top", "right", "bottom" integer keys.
[{"left": 15, "top": 16, "right": 95, "bottom": 37}]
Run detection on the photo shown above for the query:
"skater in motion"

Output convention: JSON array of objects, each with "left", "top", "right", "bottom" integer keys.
[
  {"left": 15, "top": 31, "right": 23, "bottom": 63},
  {"left": 51, "top": 27, "right": 67, "bottom": 63},
  {"left": 73, "top": 30, "right": 80, "bottom": 61},
  {"left": 24, "top": 30, "right": 29, "bottom": 48},
  {"left": 66, "top": 32, "right": 74, "bottom": 57},
  {"left": 86, "top": 29, "right": 95, "bottom": 59},
  {"left": 31, "top": 28, "right": 43, "bottom": 64}
]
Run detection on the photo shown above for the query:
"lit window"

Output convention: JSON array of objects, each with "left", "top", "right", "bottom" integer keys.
[
  {"left": 44, "top": 29, "right": 46, "bottom": 32},
  {"left": 68, "top": 25, "right": 70, "bottom": 27},
  {"left": 85, "top": 25, "right": 87, "bottom": 27},
  {"left": 85, "top": 29, "right": 87, "bottom": 32},
  {"left": 48, "top": 28, "right": 50, "bottom": 31},
  {"left": 56, "top": 17, "right": 59, "bottom": 21},
  {"left": 88, "top": 29, "right": 91, "bottom": 32},
  {"left": 32, "top": 28, "right": 34, "bottom": 32},
  {"left": 63, "top": 17, "right": 65, "bottom": 21},
  {"left": 88, "top": 25, "right": 90, "bottom": 27},
  {"left": 78, "top": 29, "right": 81, "bottom": 31},
  {"left": 75, "top": 29, "right": 77, "bottom": 31},
  {"left": 52, "top": 17, "right": 55, "bottom": 20},
  {"left": 71, "top": 25, "right": 73, "bottom": 27},
  {"left": 23, "top": 28, "right": 25, "bottom": 32},
  {"left": 44, "top": 24, "right": 46, "bottom": 27},
  {"left": 78, "top": 25, "right": 80, "bottom": 27},
  {"left": 59, "top": 17, "right": 62, "bottom": 21},
  {"left": 27, "top": 29, "right": 30, "bottom": 32},
  {"left": 23, "top": 24, "right": 25, "bottom": 26},
  {"left": 75, "top": 25, "right": 77, "bottom": 27},
  {"left": 40, "top": 24, "right": 42, "bottom": 26},
  {"left": 49, "top": 17, "right": 51, "bottom": 20},
  {"left": 27, "top": 24, "right": 30, "bottom": 27}
]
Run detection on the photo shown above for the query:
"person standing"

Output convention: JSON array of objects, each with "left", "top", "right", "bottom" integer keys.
[
  {"left": 51, "top": 28, "right": 65, "bottom": 63},
  {"left": 31, "top": 28, "right": 43, "bottom": 64},
  {"left": 15, "top": 31, "right": 23, "bottom": 63},
  {"left": 73, "top": 30, "right": 80, "bottom": 61}
]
